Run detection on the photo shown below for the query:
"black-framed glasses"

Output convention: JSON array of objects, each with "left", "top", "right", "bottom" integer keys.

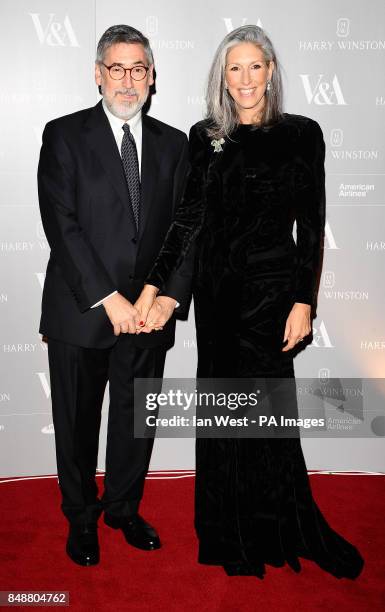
[{"left": 101, "top": 63, "right": 149, "bottom": 81}]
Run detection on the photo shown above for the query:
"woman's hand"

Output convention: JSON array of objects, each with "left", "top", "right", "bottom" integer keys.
[
  {"left": 281, "top": 302, "right": 312, "bottom": 352},
  {"left": 134, "top": 284, "right": 159, "bottom": 331},
  {"left": 136, "top": 296, "right": 177, "bottom": 333}
]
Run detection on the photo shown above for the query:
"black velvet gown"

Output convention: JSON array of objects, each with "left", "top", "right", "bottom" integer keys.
[{"left": 146, "top": 113, "right": 364, "bottom": 579}]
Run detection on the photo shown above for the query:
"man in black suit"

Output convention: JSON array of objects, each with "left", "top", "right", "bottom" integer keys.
[{"left": 38, "top": 24, "right": 193, "bottom": 566}]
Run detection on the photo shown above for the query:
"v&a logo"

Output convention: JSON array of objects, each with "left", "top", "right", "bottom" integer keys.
[
  {"left": 37, "top": 372, "right": 51, "bottom": 399},
  {"left": 29, "top": 13, "right": 79, "bottom": 47},
  {"left": 300, "top": 74, "right": 347, "bottom": 105},
  {"left": 222, "top": 17, "right": 263, "bottom": 33}
]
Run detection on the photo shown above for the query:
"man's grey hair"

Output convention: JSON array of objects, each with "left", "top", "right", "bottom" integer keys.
[
  {"left": 96, "top": 24, "right": 154, "bottom": 66},
  {"left": 205, "top": 25, "right": 283, "bottom": 139}
]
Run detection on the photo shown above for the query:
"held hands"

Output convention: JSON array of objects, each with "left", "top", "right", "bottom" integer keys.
[
  {"left": 282, "top": 302, "right": 312, "bottom": 352},
  {"left": 102, "top": 285, "right": 176, "bottom": 336},
  {"left": 135, "top": 287, "right": 176, "bottom": 334}
]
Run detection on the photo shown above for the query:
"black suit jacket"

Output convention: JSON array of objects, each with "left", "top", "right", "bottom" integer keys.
[{"left": 37, "top": 100, "right": 194, "bottom": 349}]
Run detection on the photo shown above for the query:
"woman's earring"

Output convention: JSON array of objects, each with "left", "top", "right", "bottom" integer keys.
[{"left": 266, "top": 80, "right": 272, "bottom": 93}]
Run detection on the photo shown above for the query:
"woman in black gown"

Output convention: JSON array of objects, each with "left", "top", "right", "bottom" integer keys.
[{"left": 137, "top": 25, "right": 364, "bottom": 580}]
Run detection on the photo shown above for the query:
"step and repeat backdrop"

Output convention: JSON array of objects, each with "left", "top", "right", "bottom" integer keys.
[{"left": 0, "top": 0, "right": 384, "bottom": 476}]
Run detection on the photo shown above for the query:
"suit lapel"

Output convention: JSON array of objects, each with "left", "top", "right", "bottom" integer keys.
[
  {"left": 83, "top": 100, "right": 137, "bottom": 234},
  {"left": 138, "top": 114, "right": 161, "bottom": 243}
]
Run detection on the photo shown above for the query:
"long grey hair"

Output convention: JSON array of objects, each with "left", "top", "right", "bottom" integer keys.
[{"left": 205, "top": 25, "right": 283, "bottom": 139}]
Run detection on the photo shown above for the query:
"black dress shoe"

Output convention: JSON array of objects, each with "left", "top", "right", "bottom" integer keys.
[
  {"left": 66, "top": 522, "right": 99, "bottom": 566},
  {"left": 104, "top": 513, "right": 161, "bottom": 550}
]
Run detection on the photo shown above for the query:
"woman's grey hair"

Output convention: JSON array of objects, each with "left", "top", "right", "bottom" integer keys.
[
  {"left": 205, "top": 25, "right": 283, "bottom": 139},
  {"left": 96, "top": 24, "right": 154, "bottom": 66}
]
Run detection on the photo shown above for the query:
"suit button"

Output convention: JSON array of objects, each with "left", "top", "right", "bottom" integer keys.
[
  {"left": 132, "top": 237, "right": 137, "bottom": 244},
  {"left": 128, "top": 275, "right": 134, "bottom": 280}
]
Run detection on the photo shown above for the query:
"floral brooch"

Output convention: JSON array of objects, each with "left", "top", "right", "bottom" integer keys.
[{"left": 211, "top": 138, "right": 225, "bottom": 153}]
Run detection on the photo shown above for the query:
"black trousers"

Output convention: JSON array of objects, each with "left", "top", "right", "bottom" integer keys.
[{"left": 47, "top": 335, "right": 167, "bottom": 525}]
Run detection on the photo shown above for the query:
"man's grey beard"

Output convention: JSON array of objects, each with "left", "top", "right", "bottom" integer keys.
[{"left": 103, "top": 86, "right": 149, "bottom": 120}]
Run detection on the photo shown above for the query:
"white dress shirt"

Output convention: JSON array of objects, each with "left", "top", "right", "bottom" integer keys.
[
  {"left": 102, "top": 99, "right": 142, "bottom": 175},
  {"left": 90, "top": 101, "right": 179, "bottom": 310}
]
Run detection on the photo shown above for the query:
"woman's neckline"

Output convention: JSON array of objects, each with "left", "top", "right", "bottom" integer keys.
[{"left": 236, "top": 112, "right": 288, "bottom": 130}]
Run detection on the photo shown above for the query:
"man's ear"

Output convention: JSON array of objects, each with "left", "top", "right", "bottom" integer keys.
[
  {"left": 95, "top": 62, "right": 102, "bottom": 87},
  {"left": 148, "top": 64, "right": 155, "bottom": 87}
]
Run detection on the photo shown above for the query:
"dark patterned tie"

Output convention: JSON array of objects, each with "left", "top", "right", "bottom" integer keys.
[{"left": 121, "top": 123, "right": 141, "bottom": 229}]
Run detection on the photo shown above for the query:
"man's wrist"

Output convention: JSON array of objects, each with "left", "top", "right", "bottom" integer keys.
[
  {"left": 91, "top": 290, "right": 117, "bottom": 308},
  {"left": 102, "top": 291, "right": 121, "bottom": 309}
]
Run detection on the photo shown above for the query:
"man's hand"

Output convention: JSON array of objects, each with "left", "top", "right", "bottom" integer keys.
[
  {"left": 136, "top": 296, "right": 177, "bottom": 334},
  {"left": 102, "top": 292, "right": 141, "bottom": 336},
  {"left": 282, "top": 302, "right": 311, "bottom": 351}
]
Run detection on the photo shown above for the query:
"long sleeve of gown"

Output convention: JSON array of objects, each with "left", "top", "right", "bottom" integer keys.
[
  {"left": 293, "top": 119, "right": 326, "bottom": 309},
  {"left": 145, "top": 123, "right": 207, "bottom": 292}
]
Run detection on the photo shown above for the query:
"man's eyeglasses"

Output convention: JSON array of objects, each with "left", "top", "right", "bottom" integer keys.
[{"left": 101, "top": 63, "right": 149, "bottom": 81}]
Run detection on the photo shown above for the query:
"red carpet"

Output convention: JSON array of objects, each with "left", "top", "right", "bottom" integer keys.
[{"left": 0, "top": 472, "right": 384, "bottom": 611}]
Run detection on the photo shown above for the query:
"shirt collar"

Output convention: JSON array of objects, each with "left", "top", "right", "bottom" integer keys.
[{"left": 101, "top": 99, "right": 142, "bottom": 135}]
